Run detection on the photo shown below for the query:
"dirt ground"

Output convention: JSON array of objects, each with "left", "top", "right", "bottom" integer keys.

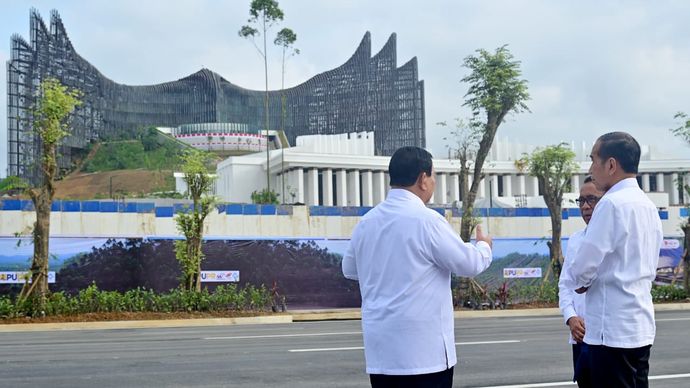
[{"left": 53, "top": 170, "right": 173, "bottom": 199}]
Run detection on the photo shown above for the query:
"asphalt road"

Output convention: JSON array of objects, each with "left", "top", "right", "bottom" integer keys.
[{"left": 1, "top": 310, "right": 689, "bottom": 387}]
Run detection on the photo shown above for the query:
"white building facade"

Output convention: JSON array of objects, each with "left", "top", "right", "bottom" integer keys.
[{"left": 214, "top": 134, "right": 690, "bottom": 209}]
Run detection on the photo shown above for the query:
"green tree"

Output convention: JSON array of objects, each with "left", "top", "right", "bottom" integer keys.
[
  {"left": 459, "top": 45, "right": 530, "bottom": 241},
  {"left": 0, "top": 175, "right": 29, "bottom": 196},
  {"left": 670, "top": 111, "right": 690, "bottom": 292},
  {"left": 441, "top": 118, "right": 481, "bottom": 225},
  {"left": 239, "top": 0, "right": 292, "bottom": 196},
  {"left": 174, "top": 150, "right": 216, "bottom": 292},
  {"left": 519, "top": 143, "right": 577, "bottom": 279},
  {"left": 21, "top": 78, "right": 81, "bottom": 310}
]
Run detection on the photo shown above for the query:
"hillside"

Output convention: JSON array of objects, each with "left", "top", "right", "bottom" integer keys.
[
  {"left": 53, "top": 128, "right": 193, "bottom": 199},
  {"left": 54, "top": 169, "right": 174, "bottom": 199}
]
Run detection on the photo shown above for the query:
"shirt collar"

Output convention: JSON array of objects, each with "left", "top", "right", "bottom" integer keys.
[
  {"left": 387, "top": 188, "right": 427, "bottom": 207},
  {"left": 605, "top": 177, "right": 639, "bottom": 195}
]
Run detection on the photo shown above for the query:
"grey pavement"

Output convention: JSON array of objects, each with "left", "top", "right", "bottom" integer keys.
[{"left": 0, "top": 310, "right": 689, "bottom": 387}]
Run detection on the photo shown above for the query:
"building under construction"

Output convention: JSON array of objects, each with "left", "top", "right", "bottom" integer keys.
[{"left": 6, "top": 9, "right": 425, "bottom": 184}]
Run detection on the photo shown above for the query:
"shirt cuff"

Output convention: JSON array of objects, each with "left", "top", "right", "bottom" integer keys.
[
  {"left": 562, "top": 306, "right": 577, "bottom": 325},
  {"left": 475, "top": 240, "right": 491, "bottom": 255}
]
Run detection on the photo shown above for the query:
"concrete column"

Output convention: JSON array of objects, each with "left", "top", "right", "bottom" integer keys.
[
  {"left": 385, "top": 173, "right": 391, "bottom": 196},
  {"left": 292, "top": 168, "right": 304, "bottom": 204},
  {"left": 361, "top": 170, "right": 373, "bottom": 206},
  {"left": 347, "top": 170, "right": 361, "bottom": 206},
  {"left": 322, "top": 169, "right": 333, "bottom": 206},
  {"left": 490, "top": 175, "right": 499, "bottom": 198},
  {"left": 641, "top": 174, "right": 650, "bottom": 192},
  {"left": 306, "top": 168, "right": 319, "bottom": 206},
  {"left": 671, "top": 173, "right": 680, "bottom": 205},
  {"left": 436, "top": 173, "right": 448, "bottom": 205},
  {"left": 373, "top": 171, "right": 386, "bottom": 204},
  {"left": 571, "top": 174, "right": 579, "bottom": 194},
  {"left": 502, "top": 175, "right": 513, "bottom": 197},
  {"left": 478, "top": 178, "right": 486, "bottom": 198},
  {"left": 450, "top": 174, "right": 460, "bottom": 203},
  {"left": 518, "top": 175, "right": 526, "bottom": 196},
  {"left": 531, "top": 176, "right": 540, "bottom": 196},
  {"left": 656, "top": 173, "right": 665, "bottom": 192},
  {"left": 684, "top": 174, "right": 690, "bottom": 204},
  {"left": 336, "top": 169, "right": 348, "bottom": 206}
]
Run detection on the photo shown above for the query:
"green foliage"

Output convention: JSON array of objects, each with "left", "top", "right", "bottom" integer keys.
[
  {"left": 275, "top": 28, "right": 299, "bottom": 54},
  {"left": 0, "top": 283, "right": 273, "bottom": 319},
  {"left": 651, "top": 284, "right": 688, "bottom": 302},
  {"left": 462, "top": 45, "right": 530, "bottom": 125},
  {"left": 670, "top": 112, "right": 690, "bottom": 145},
  {"left": 32, "top": 78, "right": 82, "bottom": 150},
  {"left": 521, "top": 143, "right": 578, "bottom": 200},
  {"left": 83, "top": 136, "right": 182, "bottom": 173},
  {"left": 251, "top": 188, "right": 280, "bottom": 204},
  {"left": 0, "top": 175, "right": 29, "bottom": 195}
]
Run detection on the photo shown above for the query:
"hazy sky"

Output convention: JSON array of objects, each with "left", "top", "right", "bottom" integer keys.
[{"left": 2, "top": 0, "right": 689, "bottom": 178}]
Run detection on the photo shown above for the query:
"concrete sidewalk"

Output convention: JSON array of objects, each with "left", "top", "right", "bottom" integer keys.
[{"left": 1, "top": 303, "right": 688, "bottom": 332}]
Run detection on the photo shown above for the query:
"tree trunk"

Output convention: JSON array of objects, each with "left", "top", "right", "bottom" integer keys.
[
  {"left": 27, "top": 190, "right": 51, "bottom": 307},
  {"left": 682, "top": 223, "right": 690, "bottom": 296},
  {"left": 546, "top": 202, "right": 564, "bottom": 279}
]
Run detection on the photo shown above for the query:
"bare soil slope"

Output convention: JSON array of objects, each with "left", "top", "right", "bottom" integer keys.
[{"left": 54, "top": 169, "right": 173, "bottom": 199}]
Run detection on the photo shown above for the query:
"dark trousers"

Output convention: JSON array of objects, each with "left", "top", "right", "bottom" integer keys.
[
  {"left": 572, "top": 343, "right": 592, "bottom": 388},
  {"left": 370, "top": 367, "right": 454, "bottom": 388},
  {"left": 588, "top": 344, "right": 651, "bottom": 388}
]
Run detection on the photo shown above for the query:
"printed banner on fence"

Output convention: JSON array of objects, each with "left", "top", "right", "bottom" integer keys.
[
  {"left": 503, "top": 267, "right": 542, "bottom": 278},
  {"left": 200, "top": 271, "right": 239, "bottom": 282},
  {"left": 0, "top": 271, "right": 56, "bottom": 284}
]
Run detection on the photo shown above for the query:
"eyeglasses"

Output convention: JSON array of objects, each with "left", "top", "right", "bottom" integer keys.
[{"left": 575, "top": 195, "right": 600, "bottom": 207}]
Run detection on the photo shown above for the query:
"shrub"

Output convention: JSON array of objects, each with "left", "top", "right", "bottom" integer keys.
[{"left": 0, "top": 283, "right": 273, "bottom": 319}]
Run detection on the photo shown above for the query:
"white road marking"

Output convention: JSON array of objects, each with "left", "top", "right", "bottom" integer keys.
[
  {"left": 656, "top": 317, "right": 690, "bottom": 322},
  {"left": 204, "top": 331, "right": 361, "bottom": 340},
  {"left": 475, "top": 373, "right": 690, "bottom": 388},
  {"left": 288, "top": 339, "right": 520, "bottom": 353}
]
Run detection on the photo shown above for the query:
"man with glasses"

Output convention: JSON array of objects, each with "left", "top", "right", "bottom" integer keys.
[
  {"left": 563, "top": 132, "right": 662, "bottom": 387},
  {"left": 559, "top": 176, "right": 601, "bottom": 388}
]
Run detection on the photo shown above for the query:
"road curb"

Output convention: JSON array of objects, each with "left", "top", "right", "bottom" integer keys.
[
  {"left": 0, "top": 315, "right": 293, "bottom": 332},
  {"left": 1, "top": 303, "right": 687, "bottom": 332}
]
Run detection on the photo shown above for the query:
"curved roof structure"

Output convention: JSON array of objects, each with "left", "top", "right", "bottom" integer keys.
[{"left": 7, "top": 9, "right": 425, "bottom": 183}]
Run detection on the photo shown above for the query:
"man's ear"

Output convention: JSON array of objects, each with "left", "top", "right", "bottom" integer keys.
[
  {"left": 416, "top": 172, "right": 427, "bottom": 190},
  {"left": 607, "top": 157, "right": 617, "bottom": 176}
]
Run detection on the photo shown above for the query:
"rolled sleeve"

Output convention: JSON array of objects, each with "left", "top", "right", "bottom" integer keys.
[
  {"left": 342, "top": 235, "right": 359, "bottom": 281},
  {"left": 428, "top": 216, "right": 492, "bottom": 277}
]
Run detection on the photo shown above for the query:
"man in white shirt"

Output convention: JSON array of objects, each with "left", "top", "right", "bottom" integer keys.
[
  {"left": 342, "top": 146, "right": 493, "bottom": 388},
  {"left": 559, "top": 176, "right": 602, "bottom": 388},
  {"left": 565, "top": 132, "right": 662, "bottom": 387}
]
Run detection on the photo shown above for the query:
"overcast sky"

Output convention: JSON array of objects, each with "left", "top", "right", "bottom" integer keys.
[{"left": 2, "top": 0, "right": 689, "bottom": 178}]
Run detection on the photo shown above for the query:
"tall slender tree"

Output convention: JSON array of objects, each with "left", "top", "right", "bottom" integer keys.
[
  {"left": 519, "top": 143, "right": 578, "bottom": 280},
  {"left": 274, "top": 27, "right": 298, "bottom": 202},
  {"left": 20, "top": 78, "right": 81, "bottom": 310},
  {"left": 239, "top": 0, "right": 290, "bottom": 195},
  {"left": 459, "top": 45, "right": 530, "bottom": 242},
  {"left": 670, "top": 111, "right": 690, "bottom": 292}
]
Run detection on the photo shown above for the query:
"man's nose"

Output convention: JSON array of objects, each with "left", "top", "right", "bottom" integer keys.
[{"left": 588, "top": 163, "right": 593, "bottom": 174}]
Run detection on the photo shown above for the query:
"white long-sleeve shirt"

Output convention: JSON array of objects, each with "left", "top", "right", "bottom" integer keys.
[
  {"left": 563, "top": 178, "right": 662, "bottom": 348},
  {"left": 342, "top": 189, "right": 492, "bottom": 375},
  {"left": 558, "top": 229, "right": 586, "bottom": 345}
]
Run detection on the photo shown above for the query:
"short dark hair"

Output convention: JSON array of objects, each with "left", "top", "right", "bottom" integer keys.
[
  {"left": 583, "top": 175, "right": 593, "bottom": 184},
  {"left": 389, "top": 146, "right": 433, "bottom": 187},
  {"left": 596, "top": 132, "right": 640, "bottom": 174}
]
